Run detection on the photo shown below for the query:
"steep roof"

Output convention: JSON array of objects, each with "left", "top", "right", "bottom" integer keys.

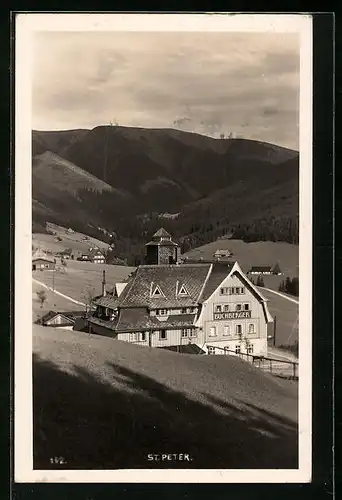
[
  {"left": 118, "top": 264, "right": 212, "bottom": 309},
  {"left": 145, "top": 227, "right": 179, "bottom": 247},
  {"left": 153, "top": 228, "right": 171, "bottom": 239},
  {"left": 32, "top": 249, "right": 54, "bottom": 263},
  {"left": 249, "top": 266, "right": 272, "bottom": 272},
  {"left": 199, "top": 262, "right": 235, "bottom": 303},
  {"left": 36, "top": 310, "right": 85, "bottom": 325}
]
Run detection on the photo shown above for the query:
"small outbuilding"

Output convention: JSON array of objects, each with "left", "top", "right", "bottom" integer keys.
[{"left": 32, "top": 249, "right": 55, "bottom": 271}]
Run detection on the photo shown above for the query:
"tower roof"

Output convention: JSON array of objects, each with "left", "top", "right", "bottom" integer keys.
[{"left": 152, "top": 227, "right": 171, "bottom": 240}]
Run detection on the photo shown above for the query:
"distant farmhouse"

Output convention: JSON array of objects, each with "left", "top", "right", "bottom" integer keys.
[
  {"left": 85, "top": 229, "right": 273, "bottom": 357},
  {"left": 36, "top": 310, "right": 85, "bottom": 330},
  {"left": 32, "top": 249, "right": 55, "bottom": 271},
  {"left": 248, "top": 264, "right": 282, "bottom": 276},
  {"left": 213, "top": 249, "right": 233, "bottom": 259},
  {"left": 248, "top": 266, "right": 272, "bottom": 275},
  {"left": 78, "top": 248, "right": 106, "bottom": 264}
]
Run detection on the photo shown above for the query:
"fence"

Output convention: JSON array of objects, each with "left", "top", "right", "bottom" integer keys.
[{"left": 206, "top": 345, "right": 298, "bottom": 381}]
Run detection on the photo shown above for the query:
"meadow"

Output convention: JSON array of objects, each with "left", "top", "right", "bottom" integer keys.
[
  {"left": 32, "top": 222, "right": 109, "bottom": 257},
  {"left": 33, "top": 325, "right": 298, "bottom": 470},
  {"left": 32, "top": 259, "right": 134, "bottom": 306},
  {"left": 183, "top": 239, "right": 299, "bottom": 290}
]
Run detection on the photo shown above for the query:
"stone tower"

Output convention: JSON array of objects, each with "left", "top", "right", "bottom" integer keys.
[{"left": 145, "top": 228, "right": 180, "bottom": 265}]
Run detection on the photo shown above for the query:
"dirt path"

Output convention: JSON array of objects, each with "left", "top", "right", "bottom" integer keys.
[{"left": 33, "top": 278, "right": 86, "bottom": 306}]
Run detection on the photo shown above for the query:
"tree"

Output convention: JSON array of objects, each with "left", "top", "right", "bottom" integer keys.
[
  {"left": 279, "top": 280, "right": 285, "bottom": 292},
  {"left": 256, "top": 275, "right": 264, "bottom": 287},
  {"left": 272, "top": 262, "right": 281, "bottom": 275},
  {"left": 81, "top": 285, "right": 96, "bottom": 316},
  {"left": 36, "top": 290, "right": 47, "bottom": 308},
  {"left": 220, "top": 133, "right": 225, "bottom": 139}
]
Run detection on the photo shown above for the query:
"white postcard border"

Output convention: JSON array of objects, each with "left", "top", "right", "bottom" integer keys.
[{"left": 14, "top": 12, "right": 313, "bottom": 484}]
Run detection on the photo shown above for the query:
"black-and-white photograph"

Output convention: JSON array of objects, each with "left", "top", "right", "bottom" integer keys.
[{"left": 15, "top": 13, "right": 313, "bottom": 483}]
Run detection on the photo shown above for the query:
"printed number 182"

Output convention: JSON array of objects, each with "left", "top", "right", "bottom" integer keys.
[{"left": 50, "top": 456, "right": 67, "bottom": 465}]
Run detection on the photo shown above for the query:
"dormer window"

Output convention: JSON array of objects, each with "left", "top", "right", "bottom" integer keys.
[
  {"left": 157, "top": 309, "right": 168, "bottom": 316},
  {"left": 178, "top": 284, "right": 189, "bottom": 296},
  {"left": 151, "top": 284, "right": 164, "bottom": 298}
]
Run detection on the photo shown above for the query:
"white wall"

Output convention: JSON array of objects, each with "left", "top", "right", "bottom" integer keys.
[{"left": 199, "top": 272, "right": 268, "bottom": 356}]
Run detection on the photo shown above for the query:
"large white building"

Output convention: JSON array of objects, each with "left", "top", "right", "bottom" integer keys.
[{"left": 87, "top": 230, "right": 273, "bottom": 356}]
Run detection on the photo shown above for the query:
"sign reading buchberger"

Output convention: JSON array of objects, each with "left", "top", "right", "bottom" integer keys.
[{"left": 213, "top": 311, "right": 252, "bottom": 320}]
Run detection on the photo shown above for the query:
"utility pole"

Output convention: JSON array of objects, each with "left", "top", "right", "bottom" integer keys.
[{"left": 273, "top": 315, "right": 277, "bottom": 347}]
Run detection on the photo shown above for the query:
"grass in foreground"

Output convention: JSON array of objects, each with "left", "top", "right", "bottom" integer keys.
[{"left": 33, "top": 326, "right": 298, "bottom": 470}]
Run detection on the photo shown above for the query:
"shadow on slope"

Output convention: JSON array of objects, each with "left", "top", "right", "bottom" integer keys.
[{"left": 33, "top": 354, "right": 298, "bottom": 470}]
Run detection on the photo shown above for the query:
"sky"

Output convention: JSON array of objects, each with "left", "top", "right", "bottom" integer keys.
[{"left": 32, "top": 31, "right": 300, "bottom": 150}]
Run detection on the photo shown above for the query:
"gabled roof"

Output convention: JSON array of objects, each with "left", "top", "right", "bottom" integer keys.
[
  {"left": 88, "top": 248, "right": 106, "bottom": 258},
  {"left": 36, "top": 310, "right": 85, "bottom": 325},
  {"left": 153, "top": 228, "right": 171, "bottom": 239},
  {"left": 145, "top": 227, "right": 179, "bottom": 247},
  {"left": 199, "top": 262, "right": 235, "bottom": 303},
  {"left": 32, "top": 249, "right": 55, "bottom": 263},
  {"left": 117, "top": 264, "right": 212, "bottom": 309}
]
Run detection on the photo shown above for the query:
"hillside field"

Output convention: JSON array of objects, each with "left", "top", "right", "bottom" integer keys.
[
  {"left": 33, "top": 260, "right": 134, "bottom": 306},
  {"left": 32, "top": 223, "right": 110, "bottom": 257},
  {"left": 33, "top": 325, "right": 298, "bottom": 470}
]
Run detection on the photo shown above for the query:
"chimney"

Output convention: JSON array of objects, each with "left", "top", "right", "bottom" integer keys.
[{"left": 102, "top": 270, "right": 106, "bottom": 296}]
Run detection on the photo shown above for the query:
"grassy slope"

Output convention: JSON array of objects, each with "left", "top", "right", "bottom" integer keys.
[
  {"left": 33, "top": 325, "right": 298, "bottom": 470},
  {"left": 32, "top": 223, "right": 110, "bottom": 256},
  {"left": 33, "top": 260, "right": 134, "bottom": 303},
  {"left": 32, "top": 280, "right": 82, "bottom": 322},
  {"left": 262, "top": 288, "right": 298, "bottom": 347},
  {"left": 33, "top": 151, "right": 117, "bottom": 195}
]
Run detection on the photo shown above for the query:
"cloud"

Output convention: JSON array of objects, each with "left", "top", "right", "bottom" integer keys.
[{"left": 32, "top": 31, "right": 300, "bottom": 149}]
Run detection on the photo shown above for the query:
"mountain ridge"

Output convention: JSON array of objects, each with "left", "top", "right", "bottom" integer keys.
[{"left": 32, "top": 126, "right": 299, "bottom": 264}]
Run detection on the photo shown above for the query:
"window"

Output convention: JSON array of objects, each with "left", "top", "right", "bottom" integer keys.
[
  {"left": 178, "top": 284, "right": 189, "bottom": 296},
  {"left": 141, "top": 332, "right": 146, "bottom": 341},
  {"left": 208, "top": 346, "right": 216, "bottom": 355},
  {"left": 236, "top": 304, "right": 242, "bottom": 311},
  {"left": 190, "top": 329, "right": 197, "bottom": 338},
  {"left": 235, "top": 344, "right": 241, "bottom": 354},
  {"left": 152, "top": 285, "right": 164, "bottom": 297},
  {"left": 209, "top": 326, "right": 217, "bottom": 337},
  {"left": 223, "top": 325, "right": 231, "bottom": 336},
  {"left": 159, "top": 330, "right": 167, "bottom": 340},
  {"left": 244, "top": 303, "right": 250, "bottom": 311},
  {"left": 236, "top": 324, "right": 242, "bottom": 335},
  {"left": 224, "top": 346, "right": 231, "bottom": 354},
  {"left": 181, "top": 308, "right": 187, "bottom": 314},
  {"left": 240, "top": 287, "right": 245, "bottom": 294},
  {"left": 224, "top": 304, "right": 230, "bottom": 312},
  {"left": 247, "top": 344, "right": 254, "bottom": 354},
  {"left": 215, "top": 305, "right": 222, "bottom": 313},
  {"left": 157, "top": 309, "right": 168, "bottom": 316},
  {"left": 248, "top": 324, "right": 255, "bottom": 334},
  {"left": 130, "top": 332, "right": 137, "bottom": 342},
  {"left": 220, "top": 287, "right": 226, "bottom": 295},
  {"left": 181, "top": 329, "right": 189, "bottom": 338}
]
